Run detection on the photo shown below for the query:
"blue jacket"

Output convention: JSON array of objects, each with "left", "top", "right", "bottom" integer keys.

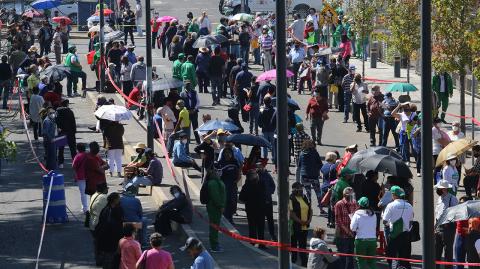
[
  {"left": 298, "top": 148, "right": 323, "bottom": 179},
  {"left": 195, "top": 52, "right": 210, "bottom": 74},
  {"left": 42, "top": 117, "right": 56, "bottom": 142},
  {"left": 173, "top": 141, "right": 192, "bottom": 163},
  {"left": 258, "top": 105, "right": 276, "bottom": 132},
  {"left": 120, "top": 194, "right": 143, "bottom": 222},
  {"left": 259, "top": 170, "right": 276, "bottom": 202}
]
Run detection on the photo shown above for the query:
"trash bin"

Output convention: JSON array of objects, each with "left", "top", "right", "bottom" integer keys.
[
  {"left": 42, "top": 172, "right": 68, "bottom": 224},
  {"left": 370, "top": 41, "right": 378, "bottom": 68},
  {"left": 394, "top": 56, "right": 401, "bottom": 78}
]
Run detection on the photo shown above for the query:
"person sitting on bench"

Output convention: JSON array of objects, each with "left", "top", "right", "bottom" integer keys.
[
  {"left": 172, "top": 131, "right": 201, "bottom": 172},
  {"left": 132, "top": 148, "right": 163, "bottom": 186},
  {"left": 154, "top": 185, "right": 192, "bottom": 236}
]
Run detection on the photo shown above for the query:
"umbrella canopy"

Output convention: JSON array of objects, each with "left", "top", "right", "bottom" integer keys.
[
  {"left": 152, "top": 78, "right": 184, "bottom": 92},
  {"left": 256, "top": 69, "right": 295, "bottom": 82},
  {"left": 359, "top": 155, "right": 413, "bottom": 178},
  {"left": 271, "top": 97, "right": 300, "bottom": 110},
  {"left": 40, "top": 65, "right": 71, "bottom": 82},
  {"left": 193, "top": 35, "right": 219, "bottom": 48},
  {"left": 94, "top": 105, "right": 132, "bottom": 122},
  {"left": 346, "top": 146, "right": 402, "bottom": 171},
  {"left": 211, "top": 34, "right": 228, "bottom": 43},
  {"left": 104, "top": 30, "right": 125, "bottom": 42},
  {"left": 52, "top": 16, "right": 73, "bottom": 25},
  {"left": 89, "top": 25, "right": 113, "bottom": 33},
  {"left": 226, "top": 134, "right": 271, "bottom": 148},
  {"left": 197, "top": 119, "right": 240, "bottom": 132},
  {"left": 385, "top": 83, "right": 418, "bottom": 93},
  {"left": 94, "top": 9, "right": 114, "bottom": 16},
  {"left": 436, "top": 200, "right": 480, "bottom": 227},
  {"left": 156, "top": 16, "right": 177, "bottom": 23},
  {"left": 31, "top": 0, "right": 62, "bottom": 9},
  {"left": 232, "top": 13, "right": 254, "bottom": 22},
  {"left": 87, "top": 15, "right": 100, "bottom": 23},
  {"left": 23, "top": 10, "right": 43, "bottom": 18},
  {"left": 435, "top": 138, "right": 478, "bottom": 167}
]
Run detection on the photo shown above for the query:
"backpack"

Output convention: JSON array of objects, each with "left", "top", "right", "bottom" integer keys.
[{"left": 200, "top": 179, "right": 209, "bottom": 205}]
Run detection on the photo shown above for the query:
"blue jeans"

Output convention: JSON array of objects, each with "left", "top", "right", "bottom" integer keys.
[
  {"left": 344, "top": 94, "right": 352, "bottom": 121},
  {"left": 455, "top": 234, "right": 467, "bottom": 269},
  {"left": 253, "top": 47, "right": 261, "bottom": 64},
  {"left": 210, "top": 76, "right": 223, "bottom": 103},
  {"left": 249, "top": 104, "right": 259, "bottom": 134},
  {"left": 262, "top": 131, "right": 275, "bottom": 163},
  {"left": 382, "top": 117, "right": 400, "bottom": 149},
  {"left": 399, "top": 130, "right": 410, "bottom": 162},
  {"left": 0, "top": 79, "right": 11, "bottom": 109},
  {"left": 240, "top": 45, "right": 249, "bottom": 66},
  {"left": 336, "top": 237, "right": 355, "bottom": 269},
  {"left": 230, "top": 44, "right": 240, "bottom": 58}
]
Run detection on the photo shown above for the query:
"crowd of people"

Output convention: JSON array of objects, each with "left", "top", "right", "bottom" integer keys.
[{"left": 4, "top": 3, "right": 480, "bottom": 269}]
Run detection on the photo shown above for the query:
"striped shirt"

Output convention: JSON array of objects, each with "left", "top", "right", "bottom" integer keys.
[
  {"left": 293, "top": 131, "right": 310, "bottom": 161},
  {"left": 260, "top": 34, "right": 274, "bottom": 50},
  {"left": 341, "top": 74, "right": 355, "bottom": 97}
]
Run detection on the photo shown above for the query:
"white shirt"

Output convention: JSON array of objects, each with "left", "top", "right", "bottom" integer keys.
[
  {"left": 442, "top": 165, "right": 459, "bottom": 192},
  {"left": 350, "top": 210, "right": 377, "bottom": 239},
  {"left": 382, "top": 199, "right": 414, "bottom": 232},
  {"left": 432, "top": 127, "right": 443, "bottom": 155},
  {"left": 159, "top": 105, "right": 176, "bottom": 131},
  {"left": 306, "top": 14, "right": 319, "bottom": 30},
  {"left": 289, "top": 19, "right": 305, "bottom": 41},
  {"left": 351, "top": 82, "right": 367, "bottom": 104},
  {"left": 399, "top": 112, "right": 415, "bottom": 132},
  {"left": 199, "top": 16, "right": 211, "bottom": 31}
]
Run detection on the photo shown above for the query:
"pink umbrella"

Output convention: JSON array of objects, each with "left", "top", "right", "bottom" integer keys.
[
  {"left": 156, "top": 16, "right": 177, "bottom": 23},
  {"left": 52, "top": 16, "right": 73, "bottom": 25},
  {"left": 256, "top": 69, "right": 294, "bottom": 82},
  {"left": 23, "top": 9, "right": 43, "bottom": 18}
]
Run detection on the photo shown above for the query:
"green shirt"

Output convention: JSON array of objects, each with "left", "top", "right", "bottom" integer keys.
[
  {"left": 207, "top": 177, "right": 226, "bottom": 209},
  {"left": 180, "top": 61, "right": 197, "bottom": 88},
  {"left": 333, "top": 178, "right": 350, "bottom": 202},
  {"left": 65, "top": 53, "right": 82, "bottom": 72},
  {"left": 188, "top": 23, "right": 199, "bottom": 34},
  {"left": 27, "top": 74, "right": 40, "bottom": 91},
  {"left": 172, "top": 60, "right": 183, "bottom": 80}
]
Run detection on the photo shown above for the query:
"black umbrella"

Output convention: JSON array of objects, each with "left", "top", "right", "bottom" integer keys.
[
  {"left": 226, "top": 134, "right": 271, "bottom": 148},
  {"left": 211, "top": 34, "right": 228, "bottom": 43},
  {"left": 104, "top": 30, "right": 125, "bottom": 42},
  {"left": 40, "top": 64, "right": 71, "bottom": 82},
  {"left": 436, "top": 200, "right": 480, "bottom": 227},
  {"left": 151, "top": 78, "right": 184, "bottom": 91},
  {"left": 193, "top": 35, "right": 219, "bottom": 48},
  {"left": 347, "top": 146, "right": 402, "bottom": 171},
  {"left": 359, "top": 155, "right": 413, "bottom": 178}
]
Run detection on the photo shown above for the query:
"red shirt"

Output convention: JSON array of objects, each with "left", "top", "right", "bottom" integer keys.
[
  {"left": 334, "top": 198, "right": 359, "bottom": 238},
  {"left": 85, "top": 154, "right": 106, "bottom": 195},
  {"left": 306, "top": 97, "right": 328, "bottom": 119},
  {"left": 72, "top": 152, "right": 88, "bottom": 181},
  {"left": 127, "top": 86, "right": 141, "bottom": 109},
  {"left": 151, "top": 19, "right": 161, "bottom": 33},
  {"left": 119, "top": 237, "right": 142, "bottom": 269},
  {"left": 43, "top": 91, "right": 61, "bottom": 107},
  {"left": 457, "top": 220, "right": 469, "bottom": 236}
]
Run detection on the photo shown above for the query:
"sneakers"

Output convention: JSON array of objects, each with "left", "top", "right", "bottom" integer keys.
[
  {"left": 417, "top": 173, "right": 421, "bottom": 177},
  {"left": 211, "top": 246, "right": 224, "bottom": 253},
  {"left": 117, "top": 172, "right": 122, "bottom": 178},
  {"left": 58, "top": 164, "right": 64, "bottom": 169}
]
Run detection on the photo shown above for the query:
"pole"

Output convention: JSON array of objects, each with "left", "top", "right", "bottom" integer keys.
[
  {"left": 421, "top": 0, "right": 434, "bottom": 268},
  {"left": 276, "top": 0, "right": 289, "bottom": 267},
  {"left": 473, "top": 74, "right": 476, "bottom": 165},
  {"left": 145, "top": 0, "right": 154, "bottom": 149},
  {"left": 241, "top": 0, "right": 245, "bottom": 13},
  {"left": 99, "top": 0, "right": 105, "bottom": 94}
]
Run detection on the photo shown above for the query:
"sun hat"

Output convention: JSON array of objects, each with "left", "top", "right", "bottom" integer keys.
[
  {"left": 133, "top": 142, "right": 146, "bottom": 150},
  {"left": 435, "top": 180, "right": 453, "bottom": 189},
  {"left": 446, "top": 153, "right": 457, "bottom": 161}
]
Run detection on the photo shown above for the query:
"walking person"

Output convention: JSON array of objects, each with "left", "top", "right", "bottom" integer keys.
[
  {"left": 351, "top": 73, "right": 369, "bottom": 132},
  {"left": 334, "top": 187, "right": 358, "bottom": 269},
  {"left": 289, "top": 182, "right": 312, "bottom": 267},
  {"left": 56, "top": 99, "right": 77, "bottom": 168},
  {"left": 341, "top": 65, "right": 356, "bottom": 123},
  {"left": 350, "top": 197, "right": 377, "bottom": 269},
  {"left": 367, "top": 85, "right": 384, "bottom": 146},
  {"left": 306, "top": 93, "right": 329, "bottom": 145},
  {"left": 136, "top": 233, "right": 175, "bottom": 269},
  {"left": 103, "top": 120, "right": 125, "bottom": 177}
]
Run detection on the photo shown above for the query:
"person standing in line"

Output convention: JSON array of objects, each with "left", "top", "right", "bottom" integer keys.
[
  {"left": 120, "top": 56, "right": 134, "bottom": 96},
  {"left": 172, "top": 53, "right": 185, "bottom": 81},
  {"left": 383, "top": 186, "right": 414, "bottom": 269},
  {"left": 118, "top": 223, "right": 142, "bottom": 269},
  {"left": 205, "top": 168, "right": 226, "bottom": 252},
  {"left": 350, "top": 197, "right": 377, "bottom": 269},
  {"left": 257, "top": 164, "right": 276, "bottom": 240},
  {"left": 258, "top": 96, "right": 276, "bottom": 163},
  {"left": 151, "top": 14, "right": 161, "bottom": 49},
  {"left": 367, "top": 85, "right": 384, "bottom": 146},
  {"left": 88, "top": 182, "right": 109, "bottom": 266},
  {"left": 441, "top": 154, "right": 460, "bottom": 195},
  {"left": 336, "top": 57, "right": 349, "bottom": 112},
  {"left": 288, "top": 41, "right": 306, "bottom": 93},
  {"left": 434, "top": 180, "right": 458, "bottom": 269},
  {"left": 181, "top": 55, "right": 198, "bottom": 90},
  {"left": 306, "top": 93, "right": 329, "bottom": 146},
  {"left": 29, "top": 87, "right": 44, "bottom": 140},
  {"left": 392, "top": 102, "right": 416, "bottom": 164},
  {"left": 181, "top": 237, "right": 215, "bottom": 269},
  {"left": 334, "top": 187, "right": 358, "bottom": 269},
  {"left": 289, "top": 182, "right": 312, "bottom": 267},
  {"left": 84, "top": 141, "right": 108, "bottom": 196},
  {"left": 297, "top": 139, "right": 323, "bottom": 207},
  {"left": 198, "top": 11, "right": 212, "bottom": 36},
  {"left": 432, "top": 72, "right": 453, "bottom": 123},
  {"left": 341, "top": 65, "right": 356, "bottom": 123},
  {"left": 465, "top": 145, "right": 480, "bottom": 198},
  {"left": 350, "top": 73, "right": 369, "bottom": 133},
  {"left": 72, "top": 143, "right": 89, "bottom": 213},
  {"left": 56, "top": 99, "right": 77, "bottom": 168},
  {"left": 238, "top": 24, "right": 251, "bottom": 67},
  {"left": 288, "top": 13, "right": 305, "bottom": 42},
  {"left": 0, "top": 55, "right": 12, "bottom": 109},
  {"left": 454, "top": 197, "right": 469, "bottom": 269},
  {"left": 43, "top": 108, "right": 57, "bottom": 170},
  {"left": 180, "top": 81, "right": 201, "bottom": 145},
  {"left": 217, "top": 147, "right": 241, "bottom": 223},
  {"left": 103, "top": 120, "right": 125, "bottom": 177},
  {"left": 52, "top": 27, "right": 62, "bottom": 64},
  {"left": 208, "top": 46, "right": 225, "bottom": 106},
  {"left": 136, "top": 233, "right": 175, "bottom": 269}
]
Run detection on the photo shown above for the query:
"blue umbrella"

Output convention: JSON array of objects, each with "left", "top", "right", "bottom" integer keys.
[
  {"left": 271, "top": 97, "right": 300, "bottom": 110},
  {"left": 31, "top": 0, "right": 62, "bottom": 10},
  {"left": 226, "top": 134, "right": 271, "bottom": 148},
  {"left": 197, "top": 119, "right": 239, "bottom": 132}
]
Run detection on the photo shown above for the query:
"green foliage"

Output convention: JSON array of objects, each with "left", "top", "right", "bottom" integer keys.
[
  {"left": 469, "top": 9, "right": 480, "bottom": 81},
  {"left": 350, "top": 0, "right": 379, "bottom": 40},
  {"left": 325, "top": 0, "right": 344, "bottom": 10},
  {"left": 385, "top": 0, "right": 420, "bottom": 60},
  {"left": 0, "top": 129, "right": 16, "bottom": 161},
  {"left": 432, "top": 0, "right": 477, "bottom": 75}
]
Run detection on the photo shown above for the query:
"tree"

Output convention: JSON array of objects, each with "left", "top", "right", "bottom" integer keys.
[
  {"left": 385, "top": 0, "right": 421, "bottom": 83},
  {"left": 432, "top": 0, "right": 477, "bottom": 132},
  {"left": 350, "top": 0, "right": 378, "bottom": 79}
]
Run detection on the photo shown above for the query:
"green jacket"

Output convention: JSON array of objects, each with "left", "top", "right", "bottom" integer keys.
[
  {"left": 65, "top": 53, "right": 81, "bottom": 72},
  {"left": 432, "top": 73, "right": 453, "bottom": 95},
  {"left": 333, "top": 178, "right": 350, "bottom": 203},
  {"left": 172, "top": 60, "right": 184, "bottom": 80},
  {"left": 181, "top": 60, "right": 197, "bottom": 88},
  {"left": 207, "top": 177, "right": 226, "bottom": 209},
  {"left": 188, "top": 23, "right": 199, "bottom": 34}
]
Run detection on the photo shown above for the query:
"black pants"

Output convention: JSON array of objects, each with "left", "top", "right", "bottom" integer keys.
[
  {"left": 292, "top": 62, "right": 301, "bottom": 92},
  {"left": 154, "top": 210, "right": 187, "bottom": 236},
  {"left": 464, "top": 175, "right": 479, "bottom": 197},
  {"left": 152, "top": 31, "right": 158, "bottom": 49},
  {"left": 58, "top": 133, "right": 76, "bottom": 165},
  {"left": 122, "top": 80, "right": 133, "bottom": 96},
  {"left": 368, "top": 117, "right": 383, "bottom": 146},
  {"left": 435, "top": 225, "right": 456, "bottom": 269},
  {"left": 32, "top": 121, "right": 41, "bottom": 140},
  {"left": 265, "top": 201, "right": 275, "bottom": 239},
  {"left": 190, "top": 111, "right": 201, "bottom": 144},
  {"left": 338, "top": 85, "right": 345, "bottom": 112},
  {"left": 353, "top": 103, "right": 369, "bottom": 130},
  {"left": 387, "top": 231, "right": 411, "bottom": 269},
  {"left": 161, "top": 37, "right": 167, "bottom": 58},
  {"left": 291, "top": 230, "right": 308, "bottom": 267},
  {"left": 124, "top": 27, "right": 134, "bottom": 45},
  {"left": 246, "top": 207, "right": 265, "bottom": 241}
]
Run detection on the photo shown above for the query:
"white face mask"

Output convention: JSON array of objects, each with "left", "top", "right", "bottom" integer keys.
[
  {"left": 173, "top": 191, "right": 180, "bottom": 198},
  {"left": 450, "top": 160, "right": 457, "bottom": 166},
  {"left": 453, "top": 126, "right": 459, "bottom": 132},
  {"left": 181, "top": 139, "right": 188, "bottom": 144}
]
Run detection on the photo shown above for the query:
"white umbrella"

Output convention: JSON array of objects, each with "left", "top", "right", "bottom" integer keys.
[
  {"left": 94, "top": 105, "right": 132, "bottom": 122},
  {"left": 89, "top": 25, "right": 113, "bottom": 33},
  {"left": 231, "top": 13, "right": 254, "bottom": 22}
]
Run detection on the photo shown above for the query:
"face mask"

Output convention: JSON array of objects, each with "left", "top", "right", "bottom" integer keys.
[
  {"left": 450, "top": 160, "right": 457, "bottom": 166},
  {"left": 453, "top": 126, "right": 459, "bottom": 132},
  {"left": 48, "top": 113, "right": 56, "bottom": 119},
  {"left": 181, "top": 139, "right": 188, "bottom": 144},
  {"left": 173, "top": 191, "right": 180, "bottom": 198},
  {"left": 218, "top": 136, "right": 226, "bottom": 143}
]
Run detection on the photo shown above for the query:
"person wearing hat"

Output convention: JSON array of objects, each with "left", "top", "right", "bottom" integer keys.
[
  {"left": 172, "top": 131, "right": 201, "bottom": 172},
  {"left": 181, "top": 55, "right": 198, "bottom": 89},
  {"left": 64, "top": 45, "right": 87, "bottom": 97},
  {"left": 382, "top": 185, "right": 414, "bottom": 269},
  {"left": 140, "top": 148, "right": 164, "bottom": 185},
  {"left": 434, "top": 179, "right": 458, "bottom": 268},
  {"left": 341, "top": 65, "right": 356, "bottom": 123},
  {"left": 333, "top": 186, "right": 357, "bottom": 269},
  {"left": 128, "top": 142, "right": 147, "bottom": 168},
  {"left": 289, "top": 182, "right": 312, "bottom": 266},
  {"left": 195, "top": 46, "right": 211, "bottom": 93},
  {"left": 332, "top": 167, "right": 355, "bottom": 204},
  {"left": 181, "top": 237, "right": 214, "bottom": 268},
  {"left": 350, "top": 197, "right": 377, "bottom": 269},
  {"left": 442, "top": 153, "right": 460, "bottom": 194},
  {"left": 172, "top": 53, "right": 186, "bottom": 81},
  {"left": 124, "top": 44, "right": 137, "bottom": 65},
  {"left": 154, "top": 185, "right": 192, "bottom": 236},
  {"left": 55, "top": 98, "right": 77, "bottom": 169}
]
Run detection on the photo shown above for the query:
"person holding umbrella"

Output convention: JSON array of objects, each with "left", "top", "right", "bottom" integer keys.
[
  {"left": 442, "top": 154, "right": 460, "bottom": 195},
  {"left": 434, "top": 179, "right": 458, "bottom": 268}
]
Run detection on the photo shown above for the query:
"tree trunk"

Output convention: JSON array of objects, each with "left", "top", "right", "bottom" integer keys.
[
  {"left": 407, "top": 56, "right": 410, "bottom": 83},
  {"left": 362, "top": 40, "right": 366, "bottom": 79},
  {"left": 460, "top": 72, "right": 466, "bottom": 133}
]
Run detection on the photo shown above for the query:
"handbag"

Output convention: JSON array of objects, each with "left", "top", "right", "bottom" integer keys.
[
  {"left": 410, "top": 221, "right": 420, "bottom": 242},
  {"left": 243, "top": 103, "right": 252, "bottom": 112},
  {"left": 320, "top": 188, "right": 332, "bottom": 206},
  {"left": 53, "top": 135, "right": 68, "bottom": 147}
]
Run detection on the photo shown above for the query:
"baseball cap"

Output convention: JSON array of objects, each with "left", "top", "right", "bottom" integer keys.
[
  {"left": 390, "top": 185, "right": 405, "bottom": 197},
  {"left": 349, "top": 65, "right": 356, "bottom": 70},
  {"left": 180, "top": 237, "right": 202, "bottom": 251},
  {"left": 358, "top": 197, "right": 369, "bottom": 207}
]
